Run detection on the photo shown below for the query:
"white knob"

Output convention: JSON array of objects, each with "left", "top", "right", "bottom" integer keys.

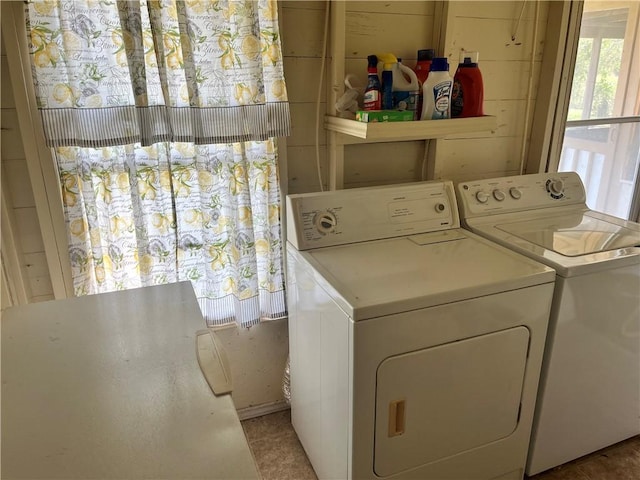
[
  {"left": 493, "top": 189, "right": 506, "bottom": 202},
  {"left": 435, "top": 203, "right": 446, "bottom": 213},
  {"left": 548, "top": 178, "right": 565, "bottom": 196},
  {"left": 509, "top": 187, "right": 522, "bottom": 199},
  {"left": 475, "top": 191, "right": 490, "bottom": 203},
  {"left": 315, "top": 212, "right": 337, "bottom": 234}
]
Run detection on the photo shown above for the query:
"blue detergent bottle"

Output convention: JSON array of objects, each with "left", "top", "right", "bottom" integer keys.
[{"left": 377, "top": 53, "right": 395, "bottom": 110}]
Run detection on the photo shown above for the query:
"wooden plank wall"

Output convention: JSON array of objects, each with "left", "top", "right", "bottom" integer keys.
[
  {"left": 280, "top": 1, "right": 328, "bottom": 193},
  {"left": 438, "top": 1, "right": 548, "bottom": 183},
  {"left": 1, "top": 41, "right": 55, "bottom": 305},
  {"left": 281, "top": 0, "right": 548, "bottom": 192}
]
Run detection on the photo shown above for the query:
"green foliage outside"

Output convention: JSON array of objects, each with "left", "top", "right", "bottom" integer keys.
[{"left": 568, "top": 36, "right": 624, "bottom": 121}]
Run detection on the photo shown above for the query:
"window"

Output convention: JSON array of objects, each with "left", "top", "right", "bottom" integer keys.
[
  {"left": 554, "top": 1, "right": 640, "bottom": 220},
  {"left": 25, "top": 0, "right": 291, "bottom": 326}
]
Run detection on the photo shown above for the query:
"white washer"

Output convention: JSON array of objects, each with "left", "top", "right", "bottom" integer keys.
[
  {"left": 456, "top": 172, "right": 640, "bottom": 475},
  {"left": 286, "top": 181, "right": 556, "bottom": 480}
]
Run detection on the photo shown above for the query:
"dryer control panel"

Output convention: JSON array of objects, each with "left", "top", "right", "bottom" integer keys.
[
  {"left": 287, "top": 181, "right": 459, "bottom": 250},
  {"left": 456, "top": 172, "right": 587, "bottom": 219}
]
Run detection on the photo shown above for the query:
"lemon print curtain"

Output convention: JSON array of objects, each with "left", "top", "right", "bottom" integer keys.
[
  {"left": 26, "top": 0, "right": 289, "bottom": 326},
  {"left": 27, "top": 0, "right": 289, "bottom": 146}
]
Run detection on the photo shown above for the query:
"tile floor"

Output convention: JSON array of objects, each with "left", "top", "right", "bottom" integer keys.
[
  {"left": 241, "top": 409, "right": 316, "bottom": 480},
  {"left": 241, "top": 409, "right": 640, "bottom": 480}
]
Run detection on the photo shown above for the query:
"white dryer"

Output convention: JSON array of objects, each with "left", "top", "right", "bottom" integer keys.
[
  {"left": 286, "top": 181, "right": 556, "bottom": 480},
  {"left": 456, "top": 172, "right": 640, "bottom": 475}
]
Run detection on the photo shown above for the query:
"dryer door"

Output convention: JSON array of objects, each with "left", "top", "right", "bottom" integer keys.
[{"left": 374, "top": 327, "right": 529, "bottom": 477}]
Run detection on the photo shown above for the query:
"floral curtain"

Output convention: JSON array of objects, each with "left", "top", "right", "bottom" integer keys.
[{"left": 26, "top": 0, "right": 289, "bottom": 326}]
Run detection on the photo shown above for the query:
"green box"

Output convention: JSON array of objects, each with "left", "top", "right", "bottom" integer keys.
[{"left": 356, "top": 110, "right": 415, "bottom": 123}]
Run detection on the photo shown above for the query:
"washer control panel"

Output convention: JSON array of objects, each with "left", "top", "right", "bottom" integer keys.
[
  {"left": 456, "top": 172, "right": 586, "bottom": 219},
  {"left": 287, "top": 181, "right": 459, "bottom": 250}
]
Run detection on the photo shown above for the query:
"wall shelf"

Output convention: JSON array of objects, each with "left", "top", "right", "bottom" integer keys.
[
  {"left": 324, "top": 2, "right": 497, "bottom": 189},
  {"left": 325, "top": 115, "right": 498, "bottom": 145}
]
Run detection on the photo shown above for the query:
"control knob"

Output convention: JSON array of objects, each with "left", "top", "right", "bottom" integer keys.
[
  {"left": 492, "top": 189, "right": 506, "bottom": 202},
  {"left": 546, "top": 178, "right": 565, "bottom": 197},
  {"left": 509, "top": 187, "right": 522, "bottom": 199},
  {"left": 314, "top": 211, "right": 337, "bottom": 234},
  {"left": 475, "top": 191, "right": 490, "bottom": 204}
]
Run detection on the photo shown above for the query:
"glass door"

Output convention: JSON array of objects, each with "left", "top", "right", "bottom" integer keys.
[{"left": 556, "top": 1, "right": 640, "bottom": 220}]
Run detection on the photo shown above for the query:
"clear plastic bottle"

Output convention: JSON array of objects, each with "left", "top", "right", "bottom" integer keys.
[{"left": 421, "top": 57, "right": 453, "bottom": 120}]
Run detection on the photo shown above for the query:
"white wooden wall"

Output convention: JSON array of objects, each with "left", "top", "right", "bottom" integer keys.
[
  {"left": 280, "top": 1, "right": 328, "bottom": 192},
  {"left": 437, "top": 1, "right": 548, "bottom": 183},
  {"left": 1, "top": 41, "right": 54, "bottom": 307},
  {"left": 282, "top": 0, "right": 549, "bottom": 192}
]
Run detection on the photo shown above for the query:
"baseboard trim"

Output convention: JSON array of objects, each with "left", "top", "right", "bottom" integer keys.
[{"left": 236, "top": 400, "right": 290, "bottom": 421}]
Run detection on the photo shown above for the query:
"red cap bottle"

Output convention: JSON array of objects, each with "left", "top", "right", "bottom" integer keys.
[{"left": 451, "top": 51, "right": 484, "bottom": 118}]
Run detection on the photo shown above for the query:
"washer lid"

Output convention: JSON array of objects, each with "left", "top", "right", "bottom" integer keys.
[
  {"left": 295, "top": 229, "right": 554, "bottom": 320},
  {"left": 496, "top": 212, "right": 640, "bottom": 257}
]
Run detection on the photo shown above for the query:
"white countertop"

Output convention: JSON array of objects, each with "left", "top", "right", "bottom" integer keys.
[{"left": 1, "top": 282, "right": 259, "bottom": 479}]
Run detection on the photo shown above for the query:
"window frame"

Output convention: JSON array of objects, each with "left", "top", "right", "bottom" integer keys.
[
  {"left": 2, "top": 2, "right": 73, "bottom": 299},
  {"left": 527, "top": 0, "right": 640, "bottom": 220}
]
